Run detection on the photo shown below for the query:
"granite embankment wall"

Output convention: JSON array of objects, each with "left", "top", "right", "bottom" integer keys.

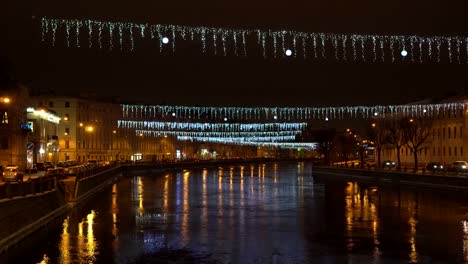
[
  {"left": 0, "top": 165, "right": 123, "bottom": 253},
  {"left": 312, "top": 166, "right": 468, "bottom": 191}
]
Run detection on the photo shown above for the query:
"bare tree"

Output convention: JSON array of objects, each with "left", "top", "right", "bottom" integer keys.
[
  {"left": 367, "top": 120, "right": 389, "bottom": 168},
  {"left": 334, "top": 133, "right": 356, "bottom": 166},
  {"left": 401, "top": 117, "right": 433, "bottom": 171},
  {"left": 387, "top": 118, "right": 407, "bottom": 169},
  {"left": 314, "top": 129, "right": 336, "bottom": 166}
]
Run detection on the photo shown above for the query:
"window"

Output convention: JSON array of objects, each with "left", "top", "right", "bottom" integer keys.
[
  {"left": 432, "top": 128, "right": 435, "bottom": 140},
  {"left": 449, "top": 147, "right": 451, "bottom": 156},
  {"left": 49, "top": 101, "right": 54, "bottom": 108},
  {"left": 448, "top": 127, "right": 451, "bottom": 138},
  {"left": 64, "top": 114, "right": 69, "bottom": 121},
  {"left": 454, "top": 128, "right": 457, "bottom": 139},
  {"left": 443, "top": 128, "right": 445, "bottom": 139},
  {"left": 455, "top": 147, "right": 457, "bottom": 156},
  {"left": 65, "top": 101, "right": 70, "bottom": 108},
  {"left": 443, "top": 147, "right": 446, "bottom": 156},
  {"left": 462, "top": 147, "right": 464, "bottom": 156},
  {"left": 433, "top": 147, "right": 435, "bottom": 156},
  {"left": 461, "top": 127, "right": 464, "bottom": 138},
  {"left": 65, "top": 140, "right": 70, "bottom": 149},
  {"left": 424, "top": 148, "right": 427, "bottom": 156},
  {"left": 65, "top": 128, "right": 70, "bottom": 134},
  {"left": 1, "top": 111, "right": 7, "bottom": 124},
  {"left": 438, "top": 147, "right": 441, "bottom": 156}
]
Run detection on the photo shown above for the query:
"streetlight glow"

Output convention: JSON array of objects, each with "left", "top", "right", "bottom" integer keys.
[
  {"left": 2, "top": 97, "right": 10, "bottom": 103},
  {"left": 85, "top": 126, "right": 94, "bottom": 132}
]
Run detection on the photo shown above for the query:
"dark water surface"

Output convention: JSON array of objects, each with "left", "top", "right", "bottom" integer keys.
[{"left": 2, "top": 162, "right": 468, "bottom": 263}]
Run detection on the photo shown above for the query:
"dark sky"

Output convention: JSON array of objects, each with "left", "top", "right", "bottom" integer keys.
[{"left": 3, "top": 0, "right": 468, "bottom": 107}]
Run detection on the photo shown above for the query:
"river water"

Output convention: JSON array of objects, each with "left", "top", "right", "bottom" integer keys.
[{"left": 2, "top": 161, "right": 468, "bottom": 263}]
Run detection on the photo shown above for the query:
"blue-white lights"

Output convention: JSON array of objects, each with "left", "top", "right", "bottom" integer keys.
[{"left": 41, "top": 17, "right": 468, "bottom": 63}]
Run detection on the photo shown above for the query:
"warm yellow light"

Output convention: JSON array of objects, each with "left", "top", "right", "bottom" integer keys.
[
  {"left": 63, "top": 117, "right": 68, "bottom": 121},
  {"left": 139, "top": 133, "right": 143, "bottom": 136},
  {"left": 2, "top": 97, "right": 10, "bottom": 103},
  {"left": 86, "top": 126, "right": 94, "bottom": 132},
  {"left": 48, "top": 152, "right": 53, "bottom": 156},
  {"left": 409, "top": 119, "right": 414, "bottom": 122},
  {"left": 64, "top": 132, "right": 68, "bottom": 136},
  {"left": 372, "top": 123, "right": 376, "bottom": 127},
  {"left": 113, "top": 130, "right": 116, "bottom": 134},
  {"left": 346, "top": 128, "right": 350, "bottom": 132},
  {"left": 79, "top": 123, "right": 83, "bottom": 127}
]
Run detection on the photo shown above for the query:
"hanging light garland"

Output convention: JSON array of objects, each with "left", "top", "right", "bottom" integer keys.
[
  {"left": 118, "top": 120, "right": 307, "bottom": 131},
  {"left": 176, "top": 136, "right": 317, "bottom": 149},
  {"left": 41, "top": 17, "right": 468, "bottom": 63},
  {"left": 177, "top": 135, "right": 297, "bottom": 142},
  {"left": 135, "top": 129, "right": 302, "bottom": 137},
  {"left": 120, "top": 102, "right": 466, "bottom": 121}
]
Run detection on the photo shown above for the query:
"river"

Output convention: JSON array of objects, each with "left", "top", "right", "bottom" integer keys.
[{"left": 1, "top": 161, "right": 468, "bottom": 263}]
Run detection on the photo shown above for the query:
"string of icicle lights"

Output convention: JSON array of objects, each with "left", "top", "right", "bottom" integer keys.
[
  {"left": 135, "top": 130, "right": 302, "bottom": 137},
  {"left": 118, "top": 120, "right": 307, "bottom": 131},
  {"left": 176, "top": 137, "right": 317, "bottom": 150},
  {"left": 177, "top": 135, "right": 297, "bottom": 142},
  {"left": 41, "top": 17, "right": 468, "bottom": 63},
  {"left": 121, "top": 102, "right": 467, "bottom": 121}
]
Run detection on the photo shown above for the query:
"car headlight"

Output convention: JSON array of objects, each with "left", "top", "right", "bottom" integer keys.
[
  {"left": 440, "top": 165, "right": 443, "bottom": 169},
  {"left": 463, "top": 165, "right": 467, "bottom": 169},
  {"left": 433, "top": 165, "right": 437, "bottom": 168}
]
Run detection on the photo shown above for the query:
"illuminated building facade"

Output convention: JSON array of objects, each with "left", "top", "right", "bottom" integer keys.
[
  {"left": 31, "top": 96, "right": 177, "bottom": 163},
  {"left": 0, "top": 84, "right": 30, "bottom": 169},
  {"left": 26, "top": 107, "right": 61, "bottom": 165},
  {"left": 381, "top": 99, "right": 468, "bottom": 167}
]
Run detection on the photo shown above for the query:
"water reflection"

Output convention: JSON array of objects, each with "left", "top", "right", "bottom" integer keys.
[
  {"left": 344, "top": 182, "right": 380, "bottom": 257},
  {"left": 59, "top": 218, "right": 70, "bottom": 264},
  {"left": 182, "top": 171, "right": 190, "bottom": 244},
  {"left": 6, "top": 162, "right": 468, "bottom": 263}
]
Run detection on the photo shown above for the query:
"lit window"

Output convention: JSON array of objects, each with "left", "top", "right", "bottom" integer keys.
[{"left": 1, "top": 111, "right": 7, "bottom": 124}]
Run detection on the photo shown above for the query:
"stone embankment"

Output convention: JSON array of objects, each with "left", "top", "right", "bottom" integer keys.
[{"left": 312, "top": 166, "right": 468, "bottom": 191}]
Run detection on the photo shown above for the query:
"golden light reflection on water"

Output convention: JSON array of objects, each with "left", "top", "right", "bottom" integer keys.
[
  {"left": 408, "top": 216, "right": 418, "bottom": 263},
  {"left": 71, "top": 210, "right": 98, "bottom": 263},
  {"left": 218, "top": 168, "right": 223, "bottom": 225},
  {"left": 112, "top": 184, "right": 118, "bottom": 241},
  {"left": 182, "top": 171, "right": 190, "bottom": 243},
  {"left": 345, "top": 182, "right": 380, "bottom": 255},
  {"left": 463, "top": 220, "right": 468, "bottom": 262},
  {"left": 59, "top": 217, "right": 70, "bottom": 264},
  {"left": 137, "top": 177, "right": 144, "bottom": 216},
  {"left": 164, "top": 174, "right": 169, "bottom": 210}
]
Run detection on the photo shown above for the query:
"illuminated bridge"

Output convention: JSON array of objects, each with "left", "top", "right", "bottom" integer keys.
[{"left": 117, "top": 101, "right": 467, "bottom": 149}]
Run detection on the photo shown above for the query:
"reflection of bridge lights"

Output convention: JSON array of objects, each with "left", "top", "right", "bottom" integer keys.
[
  {"left": 162, "top": 37, "right": 169, "bottom": 44},
  {"left": 285, "top": 49, "right": 292, "bottom": 56}
]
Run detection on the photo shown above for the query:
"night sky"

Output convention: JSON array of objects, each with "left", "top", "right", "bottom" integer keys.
[{"left": 3, "top": 0, "right": 468, "bottom": 106}]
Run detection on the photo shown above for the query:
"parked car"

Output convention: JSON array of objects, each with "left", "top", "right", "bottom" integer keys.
[
  {"left": 383, "top": 160, "right": 396, "bottom": 168},
  {"left": 2, "top": 166, "right": 24, "bottom": 182},
  {"left": 451, "top": 161, "right": 468, "bottom": 172},
  {"left": 45, "top": 168, "right": 66, "bottom": 179},
  {"left": 44, "top": 162, "right": 54, "bottom": 170},
  {"left": 425, "top": 162, "right": 444, "bottom": 172}
]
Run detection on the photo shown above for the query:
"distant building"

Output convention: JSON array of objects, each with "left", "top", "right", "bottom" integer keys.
[{"left": 380, "top": 98, "right": 467, "bottom": 167}]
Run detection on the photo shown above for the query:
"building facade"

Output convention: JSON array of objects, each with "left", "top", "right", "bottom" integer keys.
[
  {"left": 380, "top": 100, "right": 467, "bottom": 167},
  {"left": 0, "top": 84, "right": 30, "bottom": 169}
]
